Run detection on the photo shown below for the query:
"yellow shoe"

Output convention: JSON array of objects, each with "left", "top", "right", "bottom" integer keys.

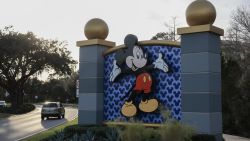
[
  {"left": 139, "top": 99, "right": 159, "bottom": 113},
  {"left": 121, "top": 101, "right": 137, "bottom": 117}
]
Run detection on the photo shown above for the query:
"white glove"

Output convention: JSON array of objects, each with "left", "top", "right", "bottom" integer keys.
[
  {"left": 109, "top": 60, "right": 121, "bottom": 82},
  {"left": 153, "top": 53, "right": 169, "bottom": 72}
]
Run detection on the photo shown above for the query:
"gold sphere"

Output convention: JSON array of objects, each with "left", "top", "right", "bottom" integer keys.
[
  {"left": 84, "top": 18, "right": 109, "bottom": 40},
  {"left": 186, "top": 0, "right": 216, "bottom": 26}
]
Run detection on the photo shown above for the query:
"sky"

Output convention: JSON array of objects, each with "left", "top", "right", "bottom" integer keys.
[{"left": 0, "top": 0, "right": 249, "bottom": 74}]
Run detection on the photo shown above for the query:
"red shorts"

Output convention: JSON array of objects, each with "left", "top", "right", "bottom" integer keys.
[{"left": 134, "top": 73, "right": 152, "bottom": 94}]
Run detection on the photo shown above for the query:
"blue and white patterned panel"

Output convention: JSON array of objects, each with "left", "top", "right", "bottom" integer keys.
[{"left": 104, "top": 45, "right": 181, "bottom": 123}]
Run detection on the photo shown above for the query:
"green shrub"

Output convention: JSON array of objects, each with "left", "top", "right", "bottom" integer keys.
[
  {"left": 119, "top": 123, "right": 144, "bottom": 141},
  {"left": 70, "top": 134, "right": 82, "bottom": 141},
  {"left": 0, "top": 103, "right": 35, "bottom": 114},
  {"left": 81, "top": 130, "right": 95, "bottom": 141},
  {"left": 159, "top": 121, "right": 195, "bottom": 141},
  {"left": 103, "top": 127, "right": 121, "bottom": 141},
  {"left": 43, "top": 124, "right": 218, "bottom": 141},
  {"left": 119, "top": 123, "right": 160, "bottom": 141},
  {"left": 48, "top": 130, "right": 65, "bottom": 141},
  {"left": 43, "top": 108, "right": 194, "bottom": 141},
  {"left": 191, "top": 134, "right": 216, "bottom": 141},
  {"left": 63, "top": 124, "right": 114, "bottom": 140}
]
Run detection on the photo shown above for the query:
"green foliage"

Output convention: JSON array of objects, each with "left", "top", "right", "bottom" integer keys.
[
  {"left": 81, "top": 130, "right": 95, "bottom": 141},
  {"left": 221, "top": 56, "right": 242, "bottom": 133},
  {"left": 0, "top": 87, "right": 5, "bottom": 100},
  {"left": 221, "top": 54, "right": 250, "bottom": 137},
  {"left": 103, "top": 127, "right": 121, "bottom": 141},
  {"left": 151, "top": 17, "right": 179, "bottom": 41},
  {"left": 63, "top": 124, "right": 107, "bottom": 139},
  {"left": 159, "top": 121, "right": 195, "bottom": 141},
  {"left": 41, "top": 122, "right": 203, "bottom": 141},
  {"left": 221, "top": 6, "right": 250, "bottom": 137},
  {"left": 191, "top": 134, "right": 216, "bottom": 141},
  {"left": 70, "top": 134, "right": 81, "bottom": 141},
  {"left": 0, "top": 103, "right": 35, "bottom": 114},
  {"left": 23, "top": 70, "right": 78, "bottom": 103},
  {"left": 120, "top": 123, "right": 146, "bottom": 141},
  {"left": 48, "top": 130, "right": 65, "bottom": 141},
  {"left": 0, "top": 26, "right": 77, "bottom": 108},
  {"left": 69, "top": 133, "right": 91, "bottom": 141}
]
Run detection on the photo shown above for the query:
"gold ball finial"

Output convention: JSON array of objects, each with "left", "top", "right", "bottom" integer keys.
[
  {"left": 186, "top": 0, "right": 216, "bottom": 26},
  {"left": 84, "top": 18, "right": 109, "bottom": 40}
]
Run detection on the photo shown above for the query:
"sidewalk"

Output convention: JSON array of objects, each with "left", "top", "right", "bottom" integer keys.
[{"left": 223, "top": 134, "right": 250, "bottom": 141}]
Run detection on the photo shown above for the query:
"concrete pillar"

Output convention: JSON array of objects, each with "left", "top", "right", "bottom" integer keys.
[
  {"left": 178, "top": 25, "right": 224, "bottom": 140},
  {"left": 178, "top": 1, "right": 224, "bottom": 140},
  {"left": 76, "top": 18, "right": 115, "bottom": 124}
]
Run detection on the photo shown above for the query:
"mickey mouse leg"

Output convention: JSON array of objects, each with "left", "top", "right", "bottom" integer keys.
[
  {"left": 121, "top": 91, "right": 138, "bottom": 117},
  {"left": 139, "top": 94, "right": 158, "bottom": 113}
]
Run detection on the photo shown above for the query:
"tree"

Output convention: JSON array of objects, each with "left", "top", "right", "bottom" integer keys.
[
  {"left": 59, "top": 71, "right": 79, "bottom": 103},
  {"left": 221, "top": 56, "right": 242, "bottom": 134},
  {"left": 221, "top": 5, "right": 250, "bottom": 137},
  {"left": 0, "top": 26, "right": 77, "bottom": 108},
  {"left": 24, "top": 78, "right": 44, "bottom": 103},
  {"left": 0, "top": 87, "right": 5, "bottom": 100},
  {"left": 229, "top": 6, "right": 250, "bottom": 44},
  {"left": 44, "top": 71, "right": 78, "bottom": 103},
  {"left": 151, "top": 17, "right": 180, "bottom": 41},
  {"left": 23, "top": 71, "right": 78, "bottom": 103},
  {"left": 223, "top": 6, "right": 250, "bottom": 69}
]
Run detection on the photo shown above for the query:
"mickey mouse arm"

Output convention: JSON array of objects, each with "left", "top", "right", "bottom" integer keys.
[
  {"left": 153, "top": 53, "right": 169, "bottom": 73},
  {"left": 110, "top": 60, "right": 122, "bottom": 82}
]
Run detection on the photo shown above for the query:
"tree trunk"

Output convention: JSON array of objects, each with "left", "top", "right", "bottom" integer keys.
[{"left": 9, "top": 89, "right": 24, "bottom": 108}]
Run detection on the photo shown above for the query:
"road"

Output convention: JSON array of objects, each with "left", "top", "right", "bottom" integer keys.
[
  {"left": 224, "top": 134, "right": 250, "bottom": 141},
  {"left": 0, "top": 105, "right": 78, "bottom": 141}
]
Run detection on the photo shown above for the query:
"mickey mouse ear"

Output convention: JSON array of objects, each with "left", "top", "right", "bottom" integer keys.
[
  {"left": 124, "top": 34, "right": 138, "bottom": 47},
  {"left": 115, "top": 49, "right": 127, "bottom": 66}
]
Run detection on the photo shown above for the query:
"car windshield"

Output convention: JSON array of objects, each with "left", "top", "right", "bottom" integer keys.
[{"left": 43, "top": 103, "right": 58, "bottom": 108}]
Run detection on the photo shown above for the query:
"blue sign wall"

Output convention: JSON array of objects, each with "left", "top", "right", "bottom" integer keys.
[{"left": 104, "top": 45, "right": 181, "bottom": 123}]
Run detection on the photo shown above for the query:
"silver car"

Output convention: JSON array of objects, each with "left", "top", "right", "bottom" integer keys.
[
  {"left": 41, "top": 102, "right": 65, "bottom": 120},
  {"left": 0, "top": 101, "right": 7, "bottom": 108}
]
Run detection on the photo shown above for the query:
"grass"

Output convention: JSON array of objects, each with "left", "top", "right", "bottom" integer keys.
[
  {"left": 0, "top": 113, "right": 11, "bottom": 119},
  {"left": 22, "top": 118, "right": 78, "bottom": 141}
]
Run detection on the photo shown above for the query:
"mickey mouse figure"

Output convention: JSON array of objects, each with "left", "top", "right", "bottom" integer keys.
[{"left": 110, "top": 34, "right": 169, "bottom": 117}]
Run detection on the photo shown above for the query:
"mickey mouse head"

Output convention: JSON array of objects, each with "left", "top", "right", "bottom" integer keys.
[{"left": 116, "top": 34, "right": 147, "bottom": 71}]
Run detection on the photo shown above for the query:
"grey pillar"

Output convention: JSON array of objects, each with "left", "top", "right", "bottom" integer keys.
[
  {"left": 76, "top": 39, "right": 115, "bottom": 124},
  {"left": 178, "top": 24, "right": 224, "bottom": 141}
]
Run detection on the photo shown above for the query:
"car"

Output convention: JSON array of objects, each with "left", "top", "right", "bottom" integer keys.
[
  {"left": 41, "top": 102, "right": 65, "bottom": 120},
  {"left": 0, "top": 101, "right": 7, "bottom": 108}
]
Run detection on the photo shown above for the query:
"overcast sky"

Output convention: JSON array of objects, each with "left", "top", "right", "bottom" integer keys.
[{"left": 0, "top": 0, "right": 249, "bottom": 61}]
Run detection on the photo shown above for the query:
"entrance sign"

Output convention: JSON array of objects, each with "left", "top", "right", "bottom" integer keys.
[
  {"left": 103, "top": 37, "right": 181, "bottom": 123},
  {"left": 76, "top": 0, "right": 224, "bottom": 141}
]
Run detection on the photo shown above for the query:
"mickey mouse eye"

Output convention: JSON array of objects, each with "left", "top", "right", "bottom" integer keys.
[{"left": 136, "top": 51, "right": 140, "bottom": 59}]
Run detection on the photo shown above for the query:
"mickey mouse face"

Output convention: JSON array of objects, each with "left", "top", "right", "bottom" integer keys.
[
  {"left": 115, "top": 34, "right": 148, "bottom": 71},
  {"left": 126, "top": 45, "right": 147, "bottom": 71}
]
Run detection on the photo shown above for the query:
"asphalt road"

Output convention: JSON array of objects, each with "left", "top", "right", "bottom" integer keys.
[
  {"left": 223, "top": 134, "right": 250, "bottom": 141},
  {"left": 0, "top": 105, "right": 78, "bottom": 141}
]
